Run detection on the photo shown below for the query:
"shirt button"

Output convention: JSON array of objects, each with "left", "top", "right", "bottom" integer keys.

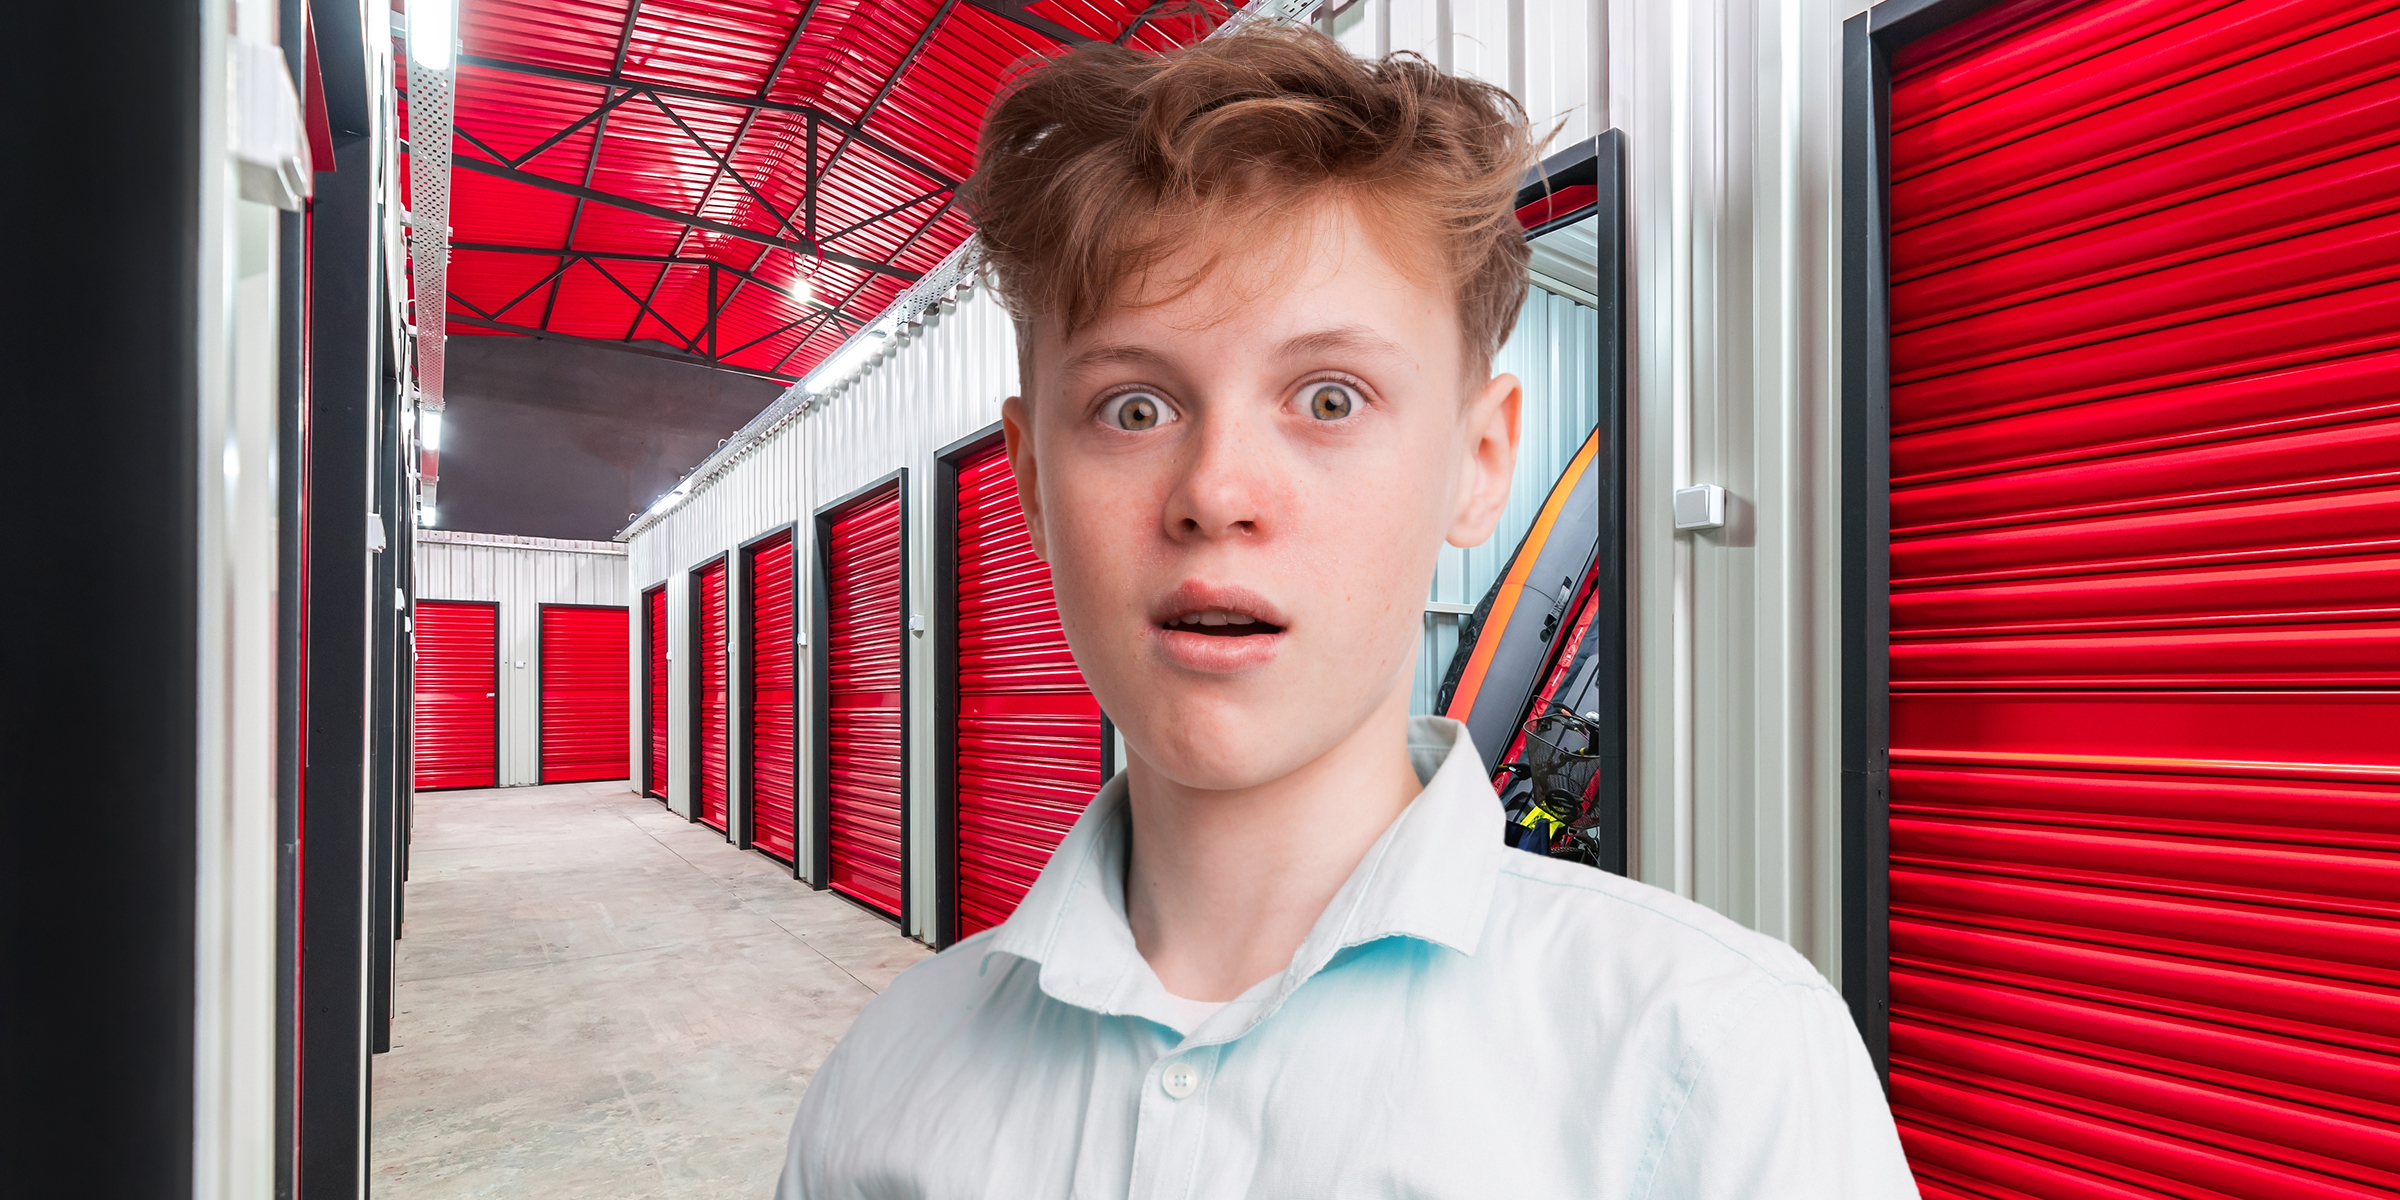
[{"left": 1160, "top": 1060, "right": 1200, "bottom": 1099}]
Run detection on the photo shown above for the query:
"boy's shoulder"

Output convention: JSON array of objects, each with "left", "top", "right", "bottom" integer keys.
[{"left": 1485, "top": 850, "right": 1834, "bottom": 1000}]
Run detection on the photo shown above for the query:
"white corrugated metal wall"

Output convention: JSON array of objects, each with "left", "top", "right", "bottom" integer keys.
[
  {"left": 628, "top": 285, "right": 1020, "bottom": 938},
  {"left": 1317, "top": 0, "right": 1867, "bottom": 984},
  {"left": 625, "top": 0, "right": 1878, "bottom": 986},
  {"left": 414, "top": 530, "right": 631, "bottom": 787}
]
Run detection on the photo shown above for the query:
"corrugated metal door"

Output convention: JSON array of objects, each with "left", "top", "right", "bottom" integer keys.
[
  {"left": 413, "top": 600, "right": 498, "bottom": 790},
  {"left": 826, "top": 486, "right": 905, "bottom": 916},
  {"left": 695, "top": 558, "right": 730, "bottom": 832},
  {"left": 646, "top": 585, "right": 667, "bottom": 798},
  {"left": 538, "top": 605, "right": 629, "bottom": 783},
  {"left": 953, "top": 444, "right": 1102, "bottom": 940},
  {"left": 1884, "top": 3, "right": 2400, "bottom": 1198},
  {"left": 748, "top": 531, "right": 797, "bottom": 864}
]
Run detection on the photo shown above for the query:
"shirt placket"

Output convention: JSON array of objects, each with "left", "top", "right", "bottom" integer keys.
[{"left": 1126, "top": 1040, "right": 1223, "bottom": 1200}]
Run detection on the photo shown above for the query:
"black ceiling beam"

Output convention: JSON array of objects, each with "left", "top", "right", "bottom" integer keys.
[
  {"left": 450, "top": 244, "right": 864, "bottom": 336},
  {"left": 445, "top": 311, "right": 798, "bottom": 383},
  {"left": 960, "top": 0, "right": 1097, "bottom": 45},
  {"left": 450, "top": 155, "right": 920, "bottom": 281},
  {"left": 734, "top": 0, "right": 958, "bottom": 364},
  {"left": 456, "top": 54, "right": 958, "bottom": 189},
  {"left": 769, "top": 190, "right": 960, "bottom": 375},
  {"left": 814, "top": 0, "right": 961, "bottom": 187},
  {"left": 541, "top": 0, "right": 645, "bottom": 331},
  {"left": 629, "top": 0, "right": 820, "bottom": 344},
  {"left": 506, "top": 86, "right": 641, "bottom": 169}
]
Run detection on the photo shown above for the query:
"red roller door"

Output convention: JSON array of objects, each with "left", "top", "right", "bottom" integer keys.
[
  {"left": 1884, "top": 3, "right": 2400, "bottom": 1199},
  {"left": 645, "top": 585, "right": 668, "bottom": 799},
  {"left": 413, "top": 600, "right": 498, "bottom": 790},
  {"left": 748, "top": 531, "right": 798, "bottom": 864},
  {"left": 952, "top": 443, "right": 1102, "bottom": 940},
  {"left": 825, "top": 486, "right": 905, "bottom": 917},
  {"left": 539, "top": 605, "right": 629, "bottom": 783},
  {"left": 694, "top": 558, "right": 730, "bottom": 832}
]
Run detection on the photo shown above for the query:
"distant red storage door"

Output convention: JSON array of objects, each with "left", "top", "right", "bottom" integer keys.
[
  {"left": 539, "top": 605, "right": 629, "bottom": 783},
  {"left": 825, "top": 486, "right": 905, "bottom": 916},
  {"left": 694, "top": 559, "right": 730, "bottom": 832},
  {"left": 953, "top": 444, "right": 1102, "bottom": 940},
  {"left": 413, "top": 601, "right": 498, "bottom": 790},
  {"left": 646, "top": 586, "right": 668, "bottom": 798},
  {"left": 1885, "top": 4, "right": 2400, "bottom": 1199},
  {"left": 748, "top": 531, "right": 798, "bottom": 863}
]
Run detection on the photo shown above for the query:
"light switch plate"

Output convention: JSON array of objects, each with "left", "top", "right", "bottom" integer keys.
[{"left": 1674, "top": 484, "right": 1727, "bottom": 531}]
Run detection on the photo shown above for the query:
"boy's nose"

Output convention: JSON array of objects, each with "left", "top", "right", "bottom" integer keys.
[{"left": 1164, "top": 407, "right": 1272, "bottom": 541}]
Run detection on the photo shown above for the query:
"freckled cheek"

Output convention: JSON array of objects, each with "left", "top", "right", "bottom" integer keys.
[{"left": 1038, "top": 474, "right": 1159, "bottom": 623}]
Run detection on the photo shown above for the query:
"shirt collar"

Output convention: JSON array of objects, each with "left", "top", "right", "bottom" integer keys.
[{"left": 984, "top": 716, "right": 1501, "bottom": 1038}]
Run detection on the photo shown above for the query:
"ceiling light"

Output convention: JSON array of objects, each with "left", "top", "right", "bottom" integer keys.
[
  {"left": 790, "top": 275, "right": 813, "bottom": 306},
  {"left": 409, "top": 0, "right": 457, "bottom": 73},
  {"left": 417, "top": 407, "right": 443, "bottom": 453}
]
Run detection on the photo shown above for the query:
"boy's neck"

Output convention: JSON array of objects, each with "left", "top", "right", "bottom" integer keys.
[{"left": 1120, "top": 687, "right": 1427, "bottom": 1003}]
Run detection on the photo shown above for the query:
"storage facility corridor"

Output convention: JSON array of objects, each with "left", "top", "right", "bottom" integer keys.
[
  {"left": 16, "top": 0, "right": 2398, "bottom": 1197},
  {"left": 371, "top": 781, "right": 924, "bottom": 1196}
]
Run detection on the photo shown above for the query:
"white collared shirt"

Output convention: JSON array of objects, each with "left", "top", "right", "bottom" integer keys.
[{"left": 777, "top": 717, "right": 1919, "bottom": 1199}]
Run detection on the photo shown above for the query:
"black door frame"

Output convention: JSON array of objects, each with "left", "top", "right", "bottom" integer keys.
[
  {"left": 534, "top": 602, "right": 633, "bottom": 786},
  {"left": 687, "top": 552, "right": 732, "bottom": 835},
  {"left": 739, "top": 522, "right": 804, "bottom": 872},
  {"left": 1840, "top": 0, "right": 2016, "bottom": 1082},
  {"left": 811, "top": 469, "right": 911, "bottom": 925}
]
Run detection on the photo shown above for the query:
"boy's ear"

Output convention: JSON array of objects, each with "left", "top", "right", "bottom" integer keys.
[
  {"left": 1447, "top": 372, "right": 1522, "bottom": 550},
  {"left": 1001, "top": 394, "right": 1048, "bottom": 562}
]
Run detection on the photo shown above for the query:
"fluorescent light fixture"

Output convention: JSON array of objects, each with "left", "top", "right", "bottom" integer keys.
[
  {"left": 419, "top": 506, "right": 437, "bottom": 527},
  {"left": 417, "top": 407, "right": 443, "bottom": 452},
  {"left": 800, "top": 326, "right": 892, "bottom": 395},
  {"left": 409, "top": 0, "right": 457, "bottom": 72}
]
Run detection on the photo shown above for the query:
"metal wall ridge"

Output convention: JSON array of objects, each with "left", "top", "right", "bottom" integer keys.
[{"left": 418, "top": 528, "right": 626, "bottom": 555}]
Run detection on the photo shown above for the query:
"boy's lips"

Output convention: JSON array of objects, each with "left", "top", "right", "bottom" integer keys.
[{"left": 1149, "top": 581, "right": 1287, "bottom": 673}]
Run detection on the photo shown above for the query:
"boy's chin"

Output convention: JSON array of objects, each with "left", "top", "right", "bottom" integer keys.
[{"left": 1118, "top": 692, "right": 1375, "bottom": 795}]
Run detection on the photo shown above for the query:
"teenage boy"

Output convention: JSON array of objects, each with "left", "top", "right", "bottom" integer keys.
[{"left": 778, "top": 25, "right": 1916, "bottom": 1199}]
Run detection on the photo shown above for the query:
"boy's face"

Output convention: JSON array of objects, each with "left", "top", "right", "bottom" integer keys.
[{"left": 1002, "top": 199, "right": 1520, "bottom": 793}]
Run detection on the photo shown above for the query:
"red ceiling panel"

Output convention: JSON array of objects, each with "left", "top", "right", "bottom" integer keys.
[{"left": 425, "top": 0, "right": 1239, "bottom": 381}]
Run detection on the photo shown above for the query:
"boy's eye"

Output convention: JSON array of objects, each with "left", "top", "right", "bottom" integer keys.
[
  {"left": 1303, "top": 382, "right": 1358, "bottom": 421},
  {"left": 1102, "top": 391, "right": 1174, "bottom": 431}
]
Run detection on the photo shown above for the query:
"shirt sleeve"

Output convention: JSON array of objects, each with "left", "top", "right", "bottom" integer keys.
[{"left": 1643, "top": 982, "right": 1922, "bottom": 1200}]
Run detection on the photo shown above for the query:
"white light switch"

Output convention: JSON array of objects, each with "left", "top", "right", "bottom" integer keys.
[{"left": 1673, "top": 485, "right": 1726, "bottom": 532}]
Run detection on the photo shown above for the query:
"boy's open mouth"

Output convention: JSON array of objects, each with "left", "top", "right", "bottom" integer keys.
[{"left": 1162, "top": 608, "right": 1285, "bottom": 637}]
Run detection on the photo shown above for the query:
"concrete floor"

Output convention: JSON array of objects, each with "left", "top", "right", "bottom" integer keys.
[{"left": 371, "top": 780, "right": 931, "bottom": 1199}]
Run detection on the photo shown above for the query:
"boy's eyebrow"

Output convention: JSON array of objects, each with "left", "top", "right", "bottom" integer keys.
[
  {"left": 1057, "top": 324, "right": 1414, "bottom": 379},
  {"left": 1274, "top": 324, "right": 1413, "bottom": 364}
]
